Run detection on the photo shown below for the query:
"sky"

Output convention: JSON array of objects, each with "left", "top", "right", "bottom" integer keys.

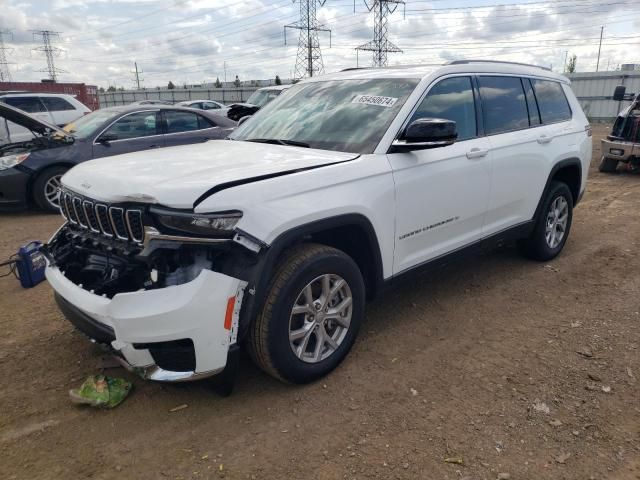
[{"left": 1, "top": 0, "right": 639, "bottom": 88}]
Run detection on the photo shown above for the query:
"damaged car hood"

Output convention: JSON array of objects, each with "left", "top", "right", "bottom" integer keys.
[{"left": 62, "top": 140, "right": 359, "bottom": 209}]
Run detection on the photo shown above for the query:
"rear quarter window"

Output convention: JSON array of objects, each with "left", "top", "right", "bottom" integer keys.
[
  {"left": 531, "top": 79, "right": 572, "bottom": 123},
  {"left": 41, "top": 97, "right": 76, "bottom": 112}
]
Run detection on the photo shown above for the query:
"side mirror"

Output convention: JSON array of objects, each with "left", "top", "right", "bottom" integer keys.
[
  {"left": 97, "top": 133, "right": 117, "bottom": 145},
  {"left": 390, "top": 118, "right": 457, "bottom": 153},
  {"left": 237, "top": 115, "right": 251, "bottom": 126},
  {"left": 613, "top": 85, "right": 626, "bottom": 101}
]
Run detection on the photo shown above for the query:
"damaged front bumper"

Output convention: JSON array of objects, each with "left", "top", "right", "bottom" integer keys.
[{"left": 46, "top": 250, "right": 247, "bottom": 382}]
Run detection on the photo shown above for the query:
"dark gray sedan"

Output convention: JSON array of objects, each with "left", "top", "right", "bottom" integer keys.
[{"left": 0, "top": 105, "right": 236, "bottom": 212}]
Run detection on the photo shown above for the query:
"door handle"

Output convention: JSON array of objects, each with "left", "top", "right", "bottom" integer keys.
[
  {"left": 537, "top": 135, "right": 553, "bottom": 144},
  {"left": 466, "top": 148, "right": 489, "bottom": 159}
]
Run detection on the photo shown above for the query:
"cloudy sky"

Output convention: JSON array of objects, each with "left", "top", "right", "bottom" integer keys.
[{"left": 2, "top": 0, "right": 639, "bottom": 88}]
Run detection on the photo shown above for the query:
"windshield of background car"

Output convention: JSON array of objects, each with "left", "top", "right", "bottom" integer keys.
[
  {"left": 231, "top": 79, "right": 419, "bottom": 154},
  {"left": 245, "top": 89, "right": 282, "bottom": 107},
  {"left": 63, "top": 110, "right": 118, "bottom": 139}
]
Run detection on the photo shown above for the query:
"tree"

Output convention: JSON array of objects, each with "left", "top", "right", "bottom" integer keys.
[
  {"left": 214, "top": 77, "right": 222, "bottom": 88},
  {"left": 117, "top": 87, "right": 125, "bottom": 91},
  {"left": 275, "top": 75, "right": 282, "bottom": 85},
  {"left": 233, "top": 75, "right": 241, "bottom": 87},
  {"left": 107, "top": 86, "right": 116, "bottom": 92},
  {"left": 98, "top": 87, "right": 105, "bottom": 93},
  {"left": 167, "top": 81, "right": 175, "bottom": 90},
  {"left": 566, "top": 54, "right": 577, "bottom": 74}
]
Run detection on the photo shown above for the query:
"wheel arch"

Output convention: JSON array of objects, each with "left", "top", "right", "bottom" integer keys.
[
  {"left": 533, "top": 158, "right": 582, "bottom": 221},
  {"left": 237, "top": 214, "right": 384, "bottom": 342},
  {"left": 27, "top": 162, "right": 75, "bottom": 205}
]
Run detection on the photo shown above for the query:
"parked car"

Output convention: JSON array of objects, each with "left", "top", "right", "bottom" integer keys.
[
  {"left": 176, "top": 100, "right": 230, "bottom": 116},
  {"left": 599, "top": 85, "right": 639, "bottom": 173},
  {"left": 45, "top": 61, "right": 591, "bottom": 388},
  {"left": 0, "top": 93, "right": 91, "bottom": 141},
  {"left": 226, "top": 85, "right": 291, "bottom": 121},
  {"left": 0, "top": 104, "right": 235, "bottom": 212}
]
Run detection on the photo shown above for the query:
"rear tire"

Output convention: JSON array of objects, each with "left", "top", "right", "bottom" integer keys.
[
  {"left": 599, "top": 156, "right": 618, "bottom": 173},
  {"left": 248, "top": 243, "right": 365, "bottom": 384},
  {"left": 33, "top": 166, "right": 68, "bottom": 213},
  {"left": 518, "top": 181, "right": 573, "bottom": 261}
]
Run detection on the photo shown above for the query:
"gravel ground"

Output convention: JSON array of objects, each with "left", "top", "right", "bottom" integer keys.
[{"left": 1, "top": 125, "right": 640, "bottom": 480}]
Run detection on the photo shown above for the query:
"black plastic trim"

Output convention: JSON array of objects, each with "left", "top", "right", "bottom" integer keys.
[
  {"left": 55, "top": 292, "right": 116, "bottom": 344},
  {"left": 534, "top": 158, "right": 583, "bottom": 217}
]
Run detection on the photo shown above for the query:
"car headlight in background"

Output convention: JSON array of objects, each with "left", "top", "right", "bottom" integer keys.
[
  {"left": 0, "top": 153, "right": 30, "bottom": 171},
  {"left": 153, "top": 209, "right": 242, "bottom": 237}
]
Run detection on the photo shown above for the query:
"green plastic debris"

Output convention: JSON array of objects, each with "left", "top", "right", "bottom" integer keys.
[{"left": 69, "top": 375, "right": 132, "bottom": 408}]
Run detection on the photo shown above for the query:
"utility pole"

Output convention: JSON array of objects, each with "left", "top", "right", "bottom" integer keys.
[
  {"left": 31, "top": 30, "right": 65, "bottom": 81},
  {"left": 284, "top": 0, "right": 331, "bottom": 80},
  {"left": 563, "top": 50, "right": 568, "bottom": 73},
  {"left": 224, "top": 61, "right": 227, "bottom": 83},
  {"left": 356, "top": 0, "right": 405, "bottom": 67},
  {"left": 132, "top": 61, "right": 143, "bottom": 89},
  {"left": 596, "top": 25, "right": 604, "bottom": 72},
  {"left": 0, "top": 30, "right": 13, "bottom": 82}
]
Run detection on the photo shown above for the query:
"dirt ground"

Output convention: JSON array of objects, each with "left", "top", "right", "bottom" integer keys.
[{"left": 1, "top": 125, "right": 640, "bottom": 480}]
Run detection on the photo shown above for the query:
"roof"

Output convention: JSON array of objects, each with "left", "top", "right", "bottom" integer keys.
[
  {"left": 256, "top": 84, "right": 292, "bottom": 92},
  {"left": 0, "top": 92, "right": 78, "bottom": 98},
  {"left": 303, "top": 61, "right": 569, "bottom": 84}
]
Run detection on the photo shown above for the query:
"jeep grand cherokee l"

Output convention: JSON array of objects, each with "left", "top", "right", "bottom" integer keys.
[{"left": 44, "top": 61, "right": 592, "bottom": 385}]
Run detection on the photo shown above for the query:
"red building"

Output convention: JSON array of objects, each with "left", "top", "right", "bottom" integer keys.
[{"left": 0, "top": 81, "right": 99, "bottom": 110}]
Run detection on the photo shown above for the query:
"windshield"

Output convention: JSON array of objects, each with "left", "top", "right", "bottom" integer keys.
[
  {"left": 245, "top": 89, "right": 284, "bottom": 107},
  {"left": 63, "top": 110, "right": 116, "bottom": 139},
  {"left": 231, "top": 79, "right": 419, "bottom": 154}
]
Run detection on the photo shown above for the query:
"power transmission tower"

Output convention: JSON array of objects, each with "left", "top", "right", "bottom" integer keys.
[
  {"left": 31, "top": 30, "right": 66, "bottom": 82},
  {"left": 132, "top": 62, "right": 144, "bottom": 89},
  {"left": 284, "top": 0, "right": 331, "bottom": 80},
  {"left": 0, "top": 30, "right": 13, "bottom": 82},
  {"left": 356, "top": 0, "right": 405, "bottom": 67}
]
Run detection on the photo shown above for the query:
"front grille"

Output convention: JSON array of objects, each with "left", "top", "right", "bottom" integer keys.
[{"left": 59, "top": 189, "right": 145, "bottom": 244}]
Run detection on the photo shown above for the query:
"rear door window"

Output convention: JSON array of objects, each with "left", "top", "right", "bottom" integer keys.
[
  {"left": 478, "top": 76, "right": 529, "bottom": 134},
  {"left": 3, "top": 96, "right": 47, "bottom": 113},
  {"left": 410, "top": 76, "right": 477, "bottom": 141},
  {"left": 531, "top": 79, "right": 572, "bottom": 123},
  {"left": 41, "top": 97, "right": 76, "bottom": 111},
  {"left": 164, "top": 110, "right": 209, "bottom": 133}
]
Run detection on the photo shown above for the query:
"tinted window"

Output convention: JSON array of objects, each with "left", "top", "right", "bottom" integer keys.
[
  {"left": 3, "top": 96, "right": 46, "bottom": 113},
  {"left": 203, "top": 102, "right": 220, "bottom": 110},
  {"left": 187, "top": 102, "right": 202, "bottom": 109},
  {"left": 42, "top": 97, "right": 75, "bottom": 111},
  {"left": 410, "top": 77, "right": 477, "bottom": 141},
  {"left": 165, "top": 110, "right": 205, "bottom": 133},
  {"left": 479, "top": 76, "right": 529, "bottom": 134},
  {"left": 531, "top": 79, "right": 572, "bottom": 123},
  {"left": 102, "top": 111, "right": 158, "bottom": 140},
  {"left": 523, "top": 79, "right": 541, "bottom": 126}
]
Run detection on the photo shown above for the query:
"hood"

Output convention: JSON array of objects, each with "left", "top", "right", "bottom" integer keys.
[
  {"left": 0, "top": 103, "right": 67, "bottom": 136},
  {"left": 229, "top": 103, "right": 256, "bottom": 109},
  {"left": 62, "top": 140, "right": 359, "bottom": 209}
]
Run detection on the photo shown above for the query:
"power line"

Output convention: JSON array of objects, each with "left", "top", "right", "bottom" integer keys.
[
  {"left": 285, "top": 0, "right": 331, "bottom": 79},
  {"left": 356, "top": 0, "right": 405, "bottom": 67},
  {"left": 0, "top": 30, "right": 13, "bottom": 82},
  {"left": 31, "top": 30, "right": 66, "bottom": 81}
]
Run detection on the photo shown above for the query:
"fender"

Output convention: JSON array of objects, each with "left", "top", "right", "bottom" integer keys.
[
  {"left": 532, "top": 157, "right": 582, "bottom": 222},
  {"left": 236, "top": 213, "right": 384, "bottom": 342}
]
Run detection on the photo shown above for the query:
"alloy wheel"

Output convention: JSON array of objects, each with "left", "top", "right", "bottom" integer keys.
[
  {"left": 545, "top": 196, "right": 569, "bottom": 249},
  {"left": 44, "top": 174, "right": 63, "bottom": 209}
]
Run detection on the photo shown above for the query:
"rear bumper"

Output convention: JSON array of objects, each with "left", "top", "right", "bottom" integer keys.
[
  {"left": 47, "top": 264, "right": 247, "bottom": 382},
  {"left": 601, "top": 138, "right": 636, "bottom": 162},
  {"left": 0, "top": 167, "right": 31, "bottom": 211}
]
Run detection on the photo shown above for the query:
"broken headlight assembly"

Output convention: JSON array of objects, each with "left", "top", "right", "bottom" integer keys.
[{"left": 151, "top": 208, "right": 242, "bottom": 238}]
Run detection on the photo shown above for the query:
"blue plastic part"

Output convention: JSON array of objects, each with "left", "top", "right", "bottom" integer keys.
[{"left": 16, "top": 241, "right": 46, "bottom": 288}]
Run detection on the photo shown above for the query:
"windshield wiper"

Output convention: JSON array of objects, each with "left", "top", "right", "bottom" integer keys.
[{"left": 245, "top": 138, "right": 310, "bottom": 148}]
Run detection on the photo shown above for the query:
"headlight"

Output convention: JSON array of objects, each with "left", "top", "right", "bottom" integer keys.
[
  {"left": 0, "top": 153, "right": 30, "bottom": 171},
  {"left": 153, "top": 209, "right": 242, "bottom": 237}
]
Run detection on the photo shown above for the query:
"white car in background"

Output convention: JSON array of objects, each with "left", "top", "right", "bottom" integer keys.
[
  {"left": 177, "top": 100, "right": 230, "bottom": 116},
  {"left": 0, "top": 93, "right": 91, "bottom": 143}
]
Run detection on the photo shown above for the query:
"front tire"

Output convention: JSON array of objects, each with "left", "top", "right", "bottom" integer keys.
[
  {"left": 33, "top": 166, "right": 68, "bottom": 213},
  {"left": 599, "top": 156, "right": 618, "bottom": 173},
  {"left": 248, "top": 243, "right": 365, "bottom": 384},
  {"left": 518, "top": 181, "right": 573, "bottom": 261}
]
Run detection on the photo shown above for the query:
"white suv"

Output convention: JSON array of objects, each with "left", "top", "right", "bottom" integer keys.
[{"left": 44, "top": 61, "right": 592, "bottom": 386}]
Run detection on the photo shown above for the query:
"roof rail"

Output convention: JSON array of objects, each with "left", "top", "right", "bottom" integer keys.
[{"left": 448, "top": 59, "right": 552, "bottom": 72}]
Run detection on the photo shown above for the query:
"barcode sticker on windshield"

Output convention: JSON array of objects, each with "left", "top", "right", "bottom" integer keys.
[{"left": 351, "top": 94, "right": 398, "bottom": 108}]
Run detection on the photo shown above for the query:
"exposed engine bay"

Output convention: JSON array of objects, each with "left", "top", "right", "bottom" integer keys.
[{"left": 45, "top": 224, "right": 256, "bottom": 299}]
